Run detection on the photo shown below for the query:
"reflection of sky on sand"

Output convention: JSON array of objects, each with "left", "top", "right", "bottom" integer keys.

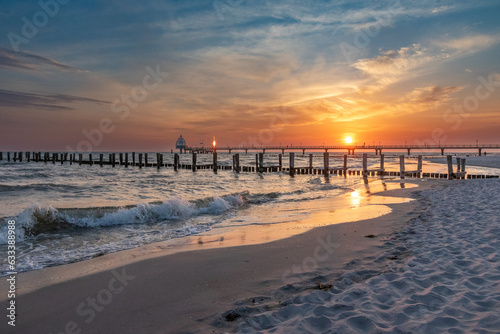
[
  {"left": 349, "top": 190, "right": 361, "bottom": 207},
  {"left": 190, "top": 179, "right": 417, "bottom": 249}
]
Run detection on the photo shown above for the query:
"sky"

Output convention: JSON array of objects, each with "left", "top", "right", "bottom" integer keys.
[{"left": 1, "top": 0, "right": 500, "bottom": 151}]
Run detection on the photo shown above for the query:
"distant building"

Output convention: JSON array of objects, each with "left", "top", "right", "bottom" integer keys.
[{"left": 175, "top": 135, "right": 187, "bottom": 153}]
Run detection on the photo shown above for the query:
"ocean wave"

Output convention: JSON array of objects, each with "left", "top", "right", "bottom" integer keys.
[
  {"left": 0, "top": 194, "right": 245, "bottom": 244},
  {"left": 0, "top": 183, "right": 80, "bottom": 192}
]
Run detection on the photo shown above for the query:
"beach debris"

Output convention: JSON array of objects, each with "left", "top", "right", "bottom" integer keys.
[
  {"left": 224, "top": 312, "right": 241, "bottom": 322},
  {"left": 364, "top": 234, "right": 376, "bottom": 238},
  {"left": 315, "top": 282, "right": 333, "bottom": 290}
]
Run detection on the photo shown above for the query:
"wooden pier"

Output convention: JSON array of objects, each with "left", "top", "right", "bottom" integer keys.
[
  {"left": 187, "top": 144, "right": 500, "bottom": 156},
  {"left": 1, "top": 151, "right": 498, "bottom": 180}
]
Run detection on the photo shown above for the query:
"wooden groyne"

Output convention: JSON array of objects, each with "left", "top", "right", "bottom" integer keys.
[{"left": 2, "top": 151, "right": 499, "bottom": 180}]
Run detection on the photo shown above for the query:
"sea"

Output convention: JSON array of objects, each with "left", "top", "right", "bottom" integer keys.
[{"left": 1, "top": 151, "right": 499, "bottom": 276}]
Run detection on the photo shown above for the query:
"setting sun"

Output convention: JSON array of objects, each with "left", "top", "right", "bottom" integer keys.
[{"left": 345, "top": 136, "right": 353, "bottom": 144}]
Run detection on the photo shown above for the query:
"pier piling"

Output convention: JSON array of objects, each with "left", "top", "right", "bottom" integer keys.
[
  {"left": 192, "top": 153, "right": 197, "bottom": 172},
  {"left": 174, "top": 154, "right": 179, "bottom": 171},
  {"left": 343, "top": 155, "right": 348, "bottom": 177},
  {"left": 323, "top": 152, "right": 329, "bottom": 178},
  {"left": 213, "top": 151, "right": 218, "bottom": 173},
  {"left": 234, "top": 154, "right": 240, "bottom": 173},
  {"left": 399, "top": 155, "right": 405, "bottom": 179},
  {"left": 447, "top": 155, "right": 453, "bottom": 180}
]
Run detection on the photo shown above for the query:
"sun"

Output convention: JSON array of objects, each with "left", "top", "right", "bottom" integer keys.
[{"left": 345, "top": 136, "right": 353, "bottom": 144}]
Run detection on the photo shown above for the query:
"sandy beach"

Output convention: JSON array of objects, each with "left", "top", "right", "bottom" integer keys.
[
  {"left": 1, "top": 179, "right": 429, "bottom": 333},
  {"left": 232, "top": 178, "right": 500, "bottom": 333},
  {"left": 3, "top": 1, "right": 500, "bottom": 332}
]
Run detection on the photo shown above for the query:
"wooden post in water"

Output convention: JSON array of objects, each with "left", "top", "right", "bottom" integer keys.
[
  {"left": 138, "top": 154, "right": 143, "bottom": 168},
  {"left": 234, "top": 153, "right": 240, "bottom": 173},
  {"left": 399, "top": 155, "right": 405, "bottom": 179},
  {"left": 0, "top": 152, "right": 2, "bottom": 160},
  {"left": 119, "top": 153, "right": 123, "bottom": 166},
  {"left": 174, "top": 153, "right": 179, "bottom": 171},
  {"left": 447, "top": 155, "right": 453, "bottom": 180},
  {"left": 380, "top": 154, "right": 385, "bottom": 174},
  {"left": 323, "top": 152, "right": 329, "bottom": 177},
  {"left": 456, "top": 157, "right": 461, "bottom": 173},
  {"left": 27, "top": 152, "right": 30, "bottom": 162},
  {"left": 192, "top": 153, "right": 197, "bottom": 172},
  {"left": 309, "top": 154, "right": 313, "bottom": 173},
  {"left": 278, "top": 154, "right": 282, "bottom": 171},
  {"left": 213, "top": 151, "right": 218, "bottom": 173},
  {"left": 111, "top": 153, "right": 116, "bottom": 167},
  {"left": 89, "top": 154, "right": 93, "bottom": 166},
  {"left": 144, "top": 153, "right": 148, "bottom": 167},
  {"left": 417, "top": 155, "right": 422, "bottom": 174},
  {"left": 259, "top": 153, "right": 264, "bottom": 173},
  {"left": 156, "top": 153, "right": 161, "bottom": 170},
  {"left": 132, "top": 152, "right": 136, "bottom": 166},
  {"left": 461, "top": 159, "right": 466, "bottom": 176},
  {"left": 52, "top": 153, "right": 56, "bottom": 164},
  {"left": 362, "top": 153, "right": 368, "bottom": 177},
  {"left": 7, "top": 152, "right": 11, "bottom": 161},
  {"left": 18, "top": 152, "right": 23, "bottom": 162},
  {"left": 255, "top": 154, "right": 259, "bottom": 173},
  {"left": 289, "top": 152, "right": 295, "bottom": 176},
  {"left": 343, "top": 155, "right": 348, "bottom": 177},
  {"left": 125, "top": 153, "right": 129, "bottom": 168}
]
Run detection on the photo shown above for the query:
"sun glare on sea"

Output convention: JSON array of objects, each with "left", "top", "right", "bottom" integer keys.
[
  {"left": 345, "top": 136, "right": 353, "bottom": 144},
  {"left": 350, "top": 190, "right": 361, "bottom": 207}
]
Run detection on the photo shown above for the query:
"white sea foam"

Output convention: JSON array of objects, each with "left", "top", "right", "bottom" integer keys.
[{"left": 0, "top": 195, "right": 245, "bottom": 245}]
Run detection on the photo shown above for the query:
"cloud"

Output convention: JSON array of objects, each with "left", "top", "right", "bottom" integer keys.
[
  {"left": 0, "top": 89, "right": 110, "bottom": 111},
  {"left": 353, "top": 44, "right": 436, "bottom": 79},
  {"left": 431, "top": 6, "right": 454, "bottom": 14},
  {"left": 405, "top": 85, "right": 463, "bottom": 105},
  {"left": 436, "top": 34, "right": 499, "bottom": 52},
  {"left": 0, "top": 47, "right": 81, "bottom": 72}
]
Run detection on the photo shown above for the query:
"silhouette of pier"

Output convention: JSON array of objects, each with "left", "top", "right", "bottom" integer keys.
[{"left": 187, "top": 144, "right": 500, "bottom": 156}]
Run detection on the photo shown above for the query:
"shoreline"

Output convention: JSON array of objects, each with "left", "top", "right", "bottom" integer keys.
[{"left": 0, "top": 178, "right": 437, "bottom": 333}]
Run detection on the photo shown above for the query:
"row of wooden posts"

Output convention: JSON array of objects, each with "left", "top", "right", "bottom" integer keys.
[{"left": 1, "top": 151, "right": 496, "bottom": 180}]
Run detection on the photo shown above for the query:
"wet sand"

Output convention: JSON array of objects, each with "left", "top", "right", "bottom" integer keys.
[{"left": 0, "top": 179, "right": 433, "bottom": 333}]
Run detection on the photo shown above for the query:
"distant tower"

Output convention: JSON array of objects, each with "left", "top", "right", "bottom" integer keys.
[{"left": 176, "top": 134, "right": 187, "bottom": 153}]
